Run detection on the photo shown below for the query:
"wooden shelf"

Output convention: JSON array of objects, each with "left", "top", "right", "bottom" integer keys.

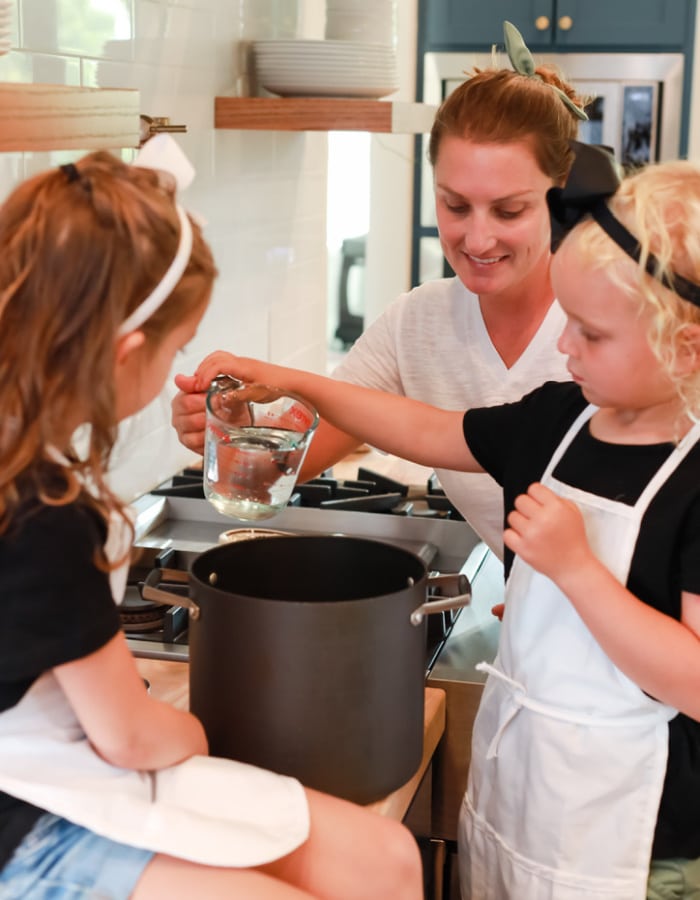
[
  {"left": 215, "top": 96, "right": 437, "bottom": 134},
  {"left": 0, "top": 82, "right": 140, "bottom": 151}
]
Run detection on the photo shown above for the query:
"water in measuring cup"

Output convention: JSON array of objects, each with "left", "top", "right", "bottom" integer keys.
[{"left": 204, "top": 425, "right": 307, "bottom": 521}]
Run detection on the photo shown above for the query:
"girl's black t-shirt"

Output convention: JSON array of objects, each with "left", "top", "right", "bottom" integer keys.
[
  {"left": 0, "top": 502, "right": 120, "bottom": 869},
  {"left": 463, "top": 380, "right": 700, "bottom": 860}
]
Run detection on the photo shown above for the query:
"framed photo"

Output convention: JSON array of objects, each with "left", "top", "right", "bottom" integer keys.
[
  {"left": 621, "top": 83, "right": 658, "bottom": 168},
  {"left": 575, "top": 79, "right": 660, "bottom": 168}
]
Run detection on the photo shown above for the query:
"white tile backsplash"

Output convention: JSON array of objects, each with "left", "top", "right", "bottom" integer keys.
[
  {"left": 21, "top": 0, "right": 134, "bottom": 57},
  {"left": 1, "top": 0, "right": 331, "bottom": 502}
]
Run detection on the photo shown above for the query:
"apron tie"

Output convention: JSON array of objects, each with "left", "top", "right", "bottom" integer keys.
[
  {"left": 475, "top": 660, "right": 676, "bottom": 760},
  {"left": 476, "top": 662, "right": 526, "bottom": 759}
]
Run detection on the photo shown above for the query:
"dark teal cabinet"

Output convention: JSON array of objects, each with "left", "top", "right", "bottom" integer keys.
[{"left": 424, "top": 0, "right": 693, "bottom": 50}]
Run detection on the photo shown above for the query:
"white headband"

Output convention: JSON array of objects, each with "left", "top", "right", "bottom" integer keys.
[{"left": 116, "top": 203, "right": 193, "bottom": 337}]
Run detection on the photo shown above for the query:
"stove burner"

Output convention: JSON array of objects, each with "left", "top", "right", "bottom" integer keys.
[
  {"left": 150, "top": 466, "right": 464, "bottom": 519},
  {"left": 119, "top": 594, "right": 166, "bottom": 633}
]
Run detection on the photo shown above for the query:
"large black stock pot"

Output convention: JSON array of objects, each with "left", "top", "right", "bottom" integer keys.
[{"left": 144, "top": 532, "right": 470, "bottom": 804}]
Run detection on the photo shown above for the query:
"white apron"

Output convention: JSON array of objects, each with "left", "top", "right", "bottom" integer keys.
[
  {"left": 0, "top": 509, "right": 310, "bottom": 868},
  {"left": 458, "top": 406, "right": 700, "bottom": 899}
]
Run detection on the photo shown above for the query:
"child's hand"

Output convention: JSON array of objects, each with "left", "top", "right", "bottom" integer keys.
[
  {"left": 503, "top": 482, "right": 591, "bottom": 583},
  {"left": 192, "top": 351, "right": 280, "bottom": 393}
]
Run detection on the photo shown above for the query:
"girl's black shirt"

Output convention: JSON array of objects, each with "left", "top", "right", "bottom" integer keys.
[
  {"left": 0, "top": 502, "right": 120, "bottom": 869},
  {"left": 463, "top": 380, "right": 700, "bottom": 860}
]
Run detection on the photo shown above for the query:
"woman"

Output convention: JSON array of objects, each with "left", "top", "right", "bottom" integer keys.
[{"left": 171, "top": 22, "right": 587, "bottom": 557}]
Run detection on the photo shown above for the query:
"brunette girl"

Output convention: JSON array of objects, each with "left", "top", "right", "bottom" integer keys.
[{"left": 0, "top": 151, "right": 421, "bottom": 899}]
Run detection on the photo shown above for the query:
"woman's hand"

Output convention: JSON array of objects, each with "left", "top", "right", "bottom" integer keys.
[
  {"left": 172, "top": 373, "right": 207, "bottom": 454},
  {"left": 503, "top": 482, "right": 592, "bottom": 586}
]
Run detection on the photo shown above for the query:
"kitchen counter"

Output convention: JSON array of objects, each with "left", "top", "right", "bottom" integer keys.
[{"left": 135, "top": 658, "right": 446, "bottom": 822}]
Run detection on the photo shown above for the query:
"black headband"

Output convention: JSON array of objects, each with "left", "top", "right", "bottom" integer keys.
[{"left": 547, "top": 141, "right": 700, "bottom": 308}]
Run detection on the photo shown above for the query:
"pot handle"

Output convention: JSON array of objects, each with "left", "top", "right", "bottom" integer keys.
[
  {"left": 141, "top": 568, "right": 201, "bottom": 621},
  {"left": 409, "top": 572, "right": 471, "bottom": 626}
]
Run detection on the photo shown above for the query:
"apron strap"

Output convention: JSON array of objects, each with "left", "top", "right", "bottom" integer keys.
[{"left": 476, "top": 660, "right": 677, "bottom": 758}]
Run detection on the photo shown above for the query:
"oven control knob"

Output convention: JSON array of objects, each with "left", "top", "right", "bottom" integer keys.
[
  {"left": 534, "top": 15, "right": 550, "bottom": 30},
  {"left": 558, "top": 15, "right": 574, "bottom": 31}
]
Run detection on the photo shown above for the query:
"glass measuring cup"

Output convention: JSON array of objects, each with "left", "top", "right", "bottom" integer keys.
[{"left": 204, "top": 375, "right": 319, "bottom": 521}]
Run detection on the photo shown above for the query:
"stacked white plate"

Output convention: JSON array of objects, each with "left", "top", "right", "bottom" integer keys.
[
  {"left": 254, "top": 39, "right": 398, "bottom": 99},
  {"left": 0, "top": 0, "right": 12, "bottom": 56}
]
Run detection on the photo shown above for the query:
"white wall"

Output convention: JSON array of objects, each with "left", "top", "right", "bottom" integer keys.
[
  {"left": 364, "top": 0, "right": 418, "bottom": 328},
  {"left": 688, "top": 8, "right": 700, "bottom": 158},
  {"left": 325, "top": 0, "right": 419, "bottom": 340},
  {"left": 0, "top": 0, "right": 334, "bottom": 500}
]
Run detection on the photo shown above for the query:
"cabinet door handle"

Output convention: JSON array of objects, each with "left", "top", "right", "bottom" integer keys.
[
  {"left": 558, "top": 15, "right": 574, "bottom": 31},
  {"left": 534, "top": 15, "right": 550, "bottom": 30}
]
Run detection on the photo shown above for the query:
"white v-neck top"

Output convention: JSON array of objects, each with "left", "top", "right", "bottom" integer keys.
[{"left": 333, "top": 277, "right": 570, "bottom": 557}]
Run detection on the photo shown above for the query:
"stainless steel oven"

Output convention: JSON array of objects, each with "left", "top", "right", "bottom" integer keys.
[{"left": 415, "top": 50, "right": 685, "bottom": 284}]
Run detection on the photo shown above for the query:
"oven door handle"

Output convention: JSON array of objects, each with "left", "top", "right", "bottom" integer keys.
[{"left": 141, "top": 567, "right": 201, "bottom": 621}]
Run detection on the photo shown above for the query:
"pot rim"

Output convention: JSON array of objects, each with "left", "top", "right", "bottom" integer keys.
[{"left": 192, "top": 533, "right": 427, "bottom": 605}]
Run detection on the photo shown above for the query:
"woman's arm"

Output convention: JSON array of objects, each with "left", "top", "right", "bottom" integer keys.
[
  {"left": 505, "top": 481, "right": 700, "bottom": 720},
  {"left": 190, "top": 352, "right": 483, "bottom": 473},
  {"left": 295, "top": 419, "right": 364, "bottom": 481},
  {"left": 53, "top": 631, "right": 208, "bottom": 770}
]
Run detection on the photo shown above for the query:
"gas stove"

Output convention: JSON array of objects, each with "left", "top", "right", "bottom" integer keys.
[{"left": 123, "top": 467, "right": 485, "bottom": 672}]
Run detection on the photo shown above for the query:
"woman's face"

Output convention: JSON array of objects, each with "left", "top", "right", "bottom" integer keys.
[{"left": 433, "top": 136, "right": 555, "bottom": 301}]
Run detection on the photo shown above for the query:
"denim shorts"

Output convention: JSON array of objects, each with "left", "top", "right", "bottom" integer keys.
[{"left": 0, "top": 813, "right": 154, "bottom": 899}]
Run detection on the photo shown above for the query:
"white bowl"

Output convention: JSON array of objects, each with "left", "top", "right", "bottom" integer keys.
[
  {"left": 259, "top": 77, "right": 398, "bottom": 99},
  {"left": 255, "top": 42, "right": 398, "bottom": 98},
  {"left": 256, "top": 53, "right": 397, "bottom": 71},
  {"left": 259, "top": 62, "right": 397, "bottom": 75},
  {"left": 259, "top": 70, "right": 399, "bottom": 90},
  {"left": 254, "top": 39, "right": 395, "bottom": 57}
]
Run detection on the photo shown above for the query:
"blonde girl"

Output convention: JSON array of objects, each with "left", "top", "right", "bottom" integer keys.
[
  {"left": 0, "top": 152, "right": 421, "bottom": 900},
  {"left": 189, "top": 150, "right": 700, "bottom": 898}
]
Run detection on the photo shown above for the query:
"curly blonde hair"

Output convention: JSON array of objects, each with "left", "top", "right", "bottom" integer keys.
[
  {"left": 565, "top": 160, "right": 700, "bottom": 420},
  {"left": 0, "top": 151, "right": 217, "bottom": 545}
]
